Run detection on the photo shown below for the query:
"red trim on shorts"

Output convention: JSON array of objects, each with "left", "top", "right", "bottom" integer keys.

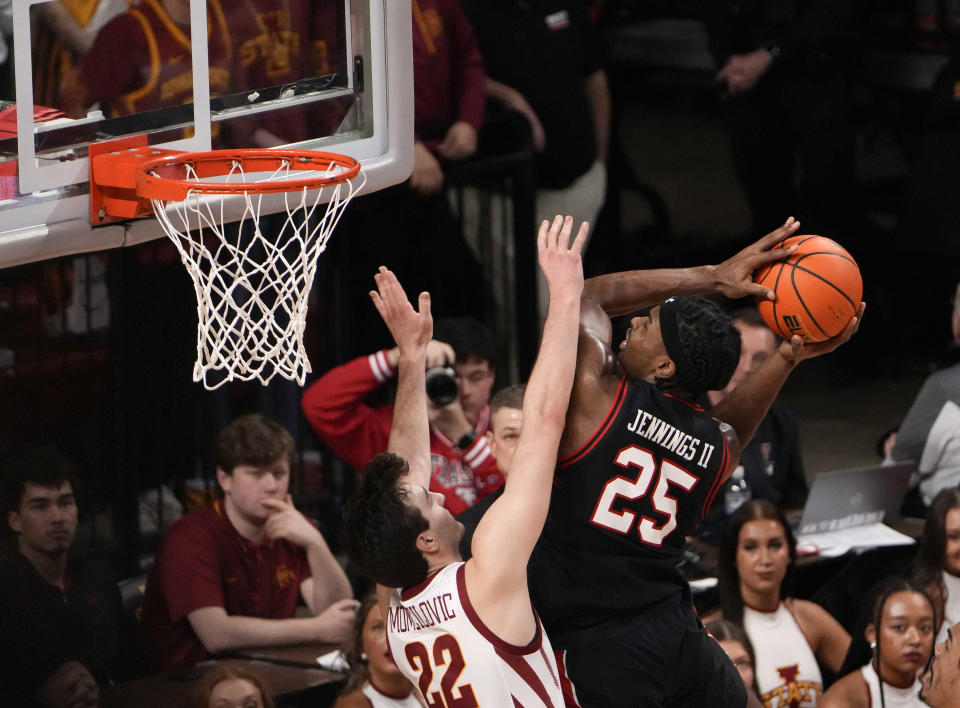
[
  {"left": 556, "top": 650, "right": 583, "bottom": 708},
  {"left": 663, "top": 392, "right": 705, "bottom": 411},
  {"left": 454, "top": 564, "right": 544, "bottom": 655},
  {"left": 558, "top": 376, "right": 629, "bottom": 467}
]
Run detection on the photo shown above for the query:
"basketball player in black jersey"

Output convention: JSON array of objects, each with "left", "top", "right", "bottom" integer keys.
[{"left": 529, "top": 217, "right": 865, "bottom": 707}]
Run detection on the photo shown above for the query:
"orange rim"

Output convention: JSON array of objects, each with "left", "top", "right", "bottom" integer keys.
[{"left": 136, "top": 149, "right": 362, "bottom": 201}]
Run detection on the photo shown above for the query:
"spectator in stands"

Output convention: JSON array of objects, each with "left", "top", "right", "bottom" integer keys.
[
  {"left": 921, "top": 620, "right": 960, "bottom": 707},
  {"left": 713, "top": 499, "right": 851, "bottom": 705},
  {"left": 409, "top": 0, "right": 486, "bottom": 195},
  {"left": 190, "top": 665, "right": 275, "bottom": 708},
  {"left": 821, "top": 578, "right": 934, "bottom": 708},
  {"left": 462, "top": 0, "right": 609, "bottom": 231},
  {"left": 325, "top": 0, "right": 487, "bottom": 356},
  {"left": 913, "top": 487, "right": 960, "bottom": 644},
  {"left": 32, "top": 0, "right": 128, "bottom": 107},
  {"left": 705, "top": 619, "right": 760, "bottom": 698},
  {"left": 141, "top": 414, "right": 356, "bottom": 670},
  {"left": 59, "top": 0, "right": 232, "bottom": 120},
  {"left": 701, "top": 0, "right": 860, "bottom": 243},
  {"left": 699, "top": 307, "right": 808, "bottom": 537},
  {"left": 0, "top": 446, "right": 121, "bottom": 707},
  {"left": 334, "top": 595, "right": 417, "bottom": 707},
  {"left": 890, "top": 282, "right": 960, "bottom": 508},
  {"left": 302, "top": 317, "right": 503, "bottom": 517},
  {"left": 456, "top": 383, "right": 524, "bottom": 558}
]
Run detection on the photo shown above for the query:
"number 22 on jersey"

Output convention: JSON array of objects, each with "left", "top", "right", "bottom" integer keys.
[
  {"left": 405, "top": 635, "right": 478, "bottom": 708},
  {"left": 590, "top": 445, "right": 698, "bottom": 547}
]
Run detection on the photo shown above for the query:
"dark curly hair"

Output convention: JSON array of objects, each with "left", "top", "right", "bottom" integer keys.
[
  {"left": 656, "top": 297, "right": 741, "bottom": 395},
  {"left": 341, "top": 453, "right": 430, "bottom": 589}
]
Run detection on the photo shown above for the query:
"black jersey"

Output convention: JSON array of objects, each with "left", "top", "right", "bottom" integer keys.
[{"left": 530, "top": 375, "right": 732, "bottom": 648}]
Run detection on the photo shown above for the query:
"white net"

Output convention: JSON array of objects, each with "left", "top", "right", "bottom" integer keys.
[{"left": 150, "top": 155, "right": 364, "bottom": 390}]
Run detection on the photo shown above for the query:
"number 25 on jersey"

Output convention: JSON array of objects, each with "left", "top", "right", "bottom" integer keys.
[{"left": 591, "top": 445, "right": 698, "bottom": 547}]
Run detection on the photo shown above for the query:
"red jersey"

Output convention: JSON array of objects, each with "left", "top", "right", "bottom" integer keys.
[
  {"left": 301, "top": 350, "right": 505, "bottom": 516},
  {"left": 412, "top": 0, "right": 486, "bottom": 151},
  {"left": 221, "top": 0, "right": 334, "bottom": 146},
  {"left": 76, "top": 0, "right": 232, "bottom": 116},
  {"left": 141, "top": 500, "right": 310, "bottom": 670}
]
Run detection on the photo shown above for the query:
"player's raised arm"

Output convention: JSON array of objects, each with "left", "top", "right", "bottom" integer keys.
[
  {"left": 469, "top": 216, "right": 586, "bottom": 581},
  {"left": 581, "top": 218, "right": 801, "bottom": 319},
  {"left": 369, "top": 267, "right": 432, "bottom": 489},
  {"left": 569, "top": 219, "right": 803, "bottom": 450}
]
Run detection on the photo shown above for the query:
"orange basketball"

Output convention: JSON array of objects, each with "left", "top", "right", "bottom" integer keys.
[{"left": 753, "top": 235, "right": 862, "bottom": 343}]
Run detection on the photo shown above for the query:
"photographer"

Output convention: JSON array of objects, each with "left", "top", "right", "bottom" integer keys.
[{"left": 301, "top": 317, "right": 503, "bottom": 515}]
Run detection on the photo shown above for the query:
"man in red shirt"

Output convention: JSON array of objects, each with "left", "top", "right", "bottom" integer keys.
[
  {"left": 141, "top": 414, "right": 356, "bottom": 670},
  {"left": 302, "top": 317, "right": 503, "bottom": 516}
]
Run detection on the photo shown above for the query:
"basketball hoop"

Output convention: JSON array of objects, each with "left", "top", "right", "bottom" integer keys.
[{"left": 91, "top": 145, "right": 364, "bottom": 389}]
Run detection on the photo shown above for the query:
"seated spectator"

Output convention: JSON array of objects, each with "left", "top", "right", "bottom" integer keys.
[
  {"left": 0, "top": 446, "right": 121, "bottom": 707},
  {"left": 890, "top": 282, "right": 960, "bottom": 509},
  {"left": 59, "top": 0, "right": 231, "bottom": 120},
  {"left": 705, "top": 619, "right": 760, "bottom": 699},
  {"left": 912, "top": 488, "right": 960, "bottom": 643},
  {"left": 461, "top": 0, "right": 609, "bottom": 320},
  {"left": 921, "top": 620, "right": 960, "bottom": 707},
  {"left": 409, "top": 0, "right": 486, "bottom": 195},
  {"left": 189, "top": 665, "right": 274, "bottom": 708},
  {"left": 700, "top": 307, "right": 808, "bottom": 538},
  {"left": 713, "top": 499, "right": 851, "bottom": 706},
  {"left": 302, "top": 317, "right": 503, "bottom": 516},
  {"left": 141, "top": 414, "right": 356, "bottom": 670},
  {"left": 333, "top": 595, "right": 417, "bottom": 707},
  {"left": 821, "top": 578, "right": 934, "bottom": 707},
  {"left": 456, "top": 383, "right": 523, "bottom": 558}
]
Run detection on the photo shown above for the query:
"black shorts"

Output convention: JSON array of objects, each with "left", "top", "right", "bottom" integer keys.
[{"left": 561, "top": 592, "right": 747, "bottom": 708}]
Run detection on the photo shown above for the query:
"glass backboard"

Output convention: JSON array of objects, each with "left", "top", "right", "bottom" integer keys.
[{"left": 0, "top": 0, "right": 412, "bottom": 267}]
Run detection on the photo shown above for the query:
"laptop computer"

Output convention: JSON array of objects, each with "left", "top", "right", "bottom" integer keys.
[{"left": 795, "top": 461, "right": 916, "bottom": 552}]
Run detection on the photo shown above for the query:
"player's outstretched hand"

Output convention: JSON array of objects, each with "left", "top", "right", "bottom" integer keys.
[
  {"left": 537, "top": 215, "right": 587, "bottom": 297},
  {"left": 778, "top": 302, "right": 866, "bottom": 364},
  {"left": 370, "top": 266, "right": 432, "bottom": 360},
  {"left": 714, "top": 217, "right": 800, "bottom": 300}
]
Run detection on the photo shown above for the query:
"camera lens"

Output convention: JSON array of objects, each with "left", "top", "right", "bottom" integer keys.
[{"left": 425, "top": 366, "right": 459, "bottom": 406}]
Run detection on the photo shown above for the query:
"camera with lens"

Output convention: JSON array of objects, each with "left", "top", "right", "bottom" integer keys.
[{"left": 425, "top": 365, "right": 459, "bottom": 406}]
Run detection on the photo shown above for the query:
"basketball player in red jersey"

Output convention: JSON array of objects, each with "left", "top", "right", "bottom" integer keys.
[
  {"left": 528, "top": 217, "right": 865, "bottom": 707},
  {"left": 61, "top": 0, "right": 231, "bottom": 119},
  {"left": 341, "top": 216, "right": 587, "bottom": 705}
]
